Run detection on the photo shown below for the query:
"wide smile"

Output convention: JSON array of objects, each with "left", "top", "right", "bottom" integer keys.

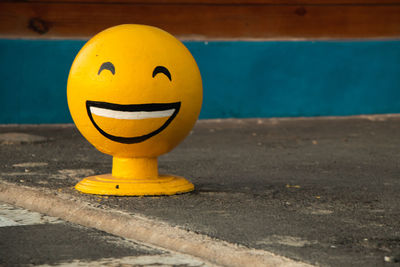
[{"left": 86, "top": 100, "right": 181, "bottom": 144}]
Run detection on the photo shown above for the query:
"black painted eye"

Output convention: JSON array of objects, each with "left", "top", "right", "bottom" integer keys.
[
  {"left": 98, "top": 62, "right": 115, "bottom": 75},
  {"left": 152, "top": 66, "right": 171, "bottom": 81}
]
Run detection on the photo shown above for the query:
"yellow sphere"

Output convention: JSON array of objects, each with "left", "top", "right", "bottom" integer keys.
[{"left": 67, "top": 24, "right": 202, "bottom": 158}]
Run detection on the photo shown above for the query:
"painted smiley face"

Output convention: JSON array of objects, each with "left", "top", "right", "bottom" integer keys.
[
  {"left": 85, "top": 63, "right": 180, "bottom": 144},
  {"left": 67, "top": 25, "right": 202, "bottom": 158}
]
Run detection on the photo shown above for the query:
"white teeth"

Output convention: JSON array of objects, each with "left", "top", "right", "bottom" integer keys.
[{"left": 90, "top": 107, "right": 175, "bottom": 120}]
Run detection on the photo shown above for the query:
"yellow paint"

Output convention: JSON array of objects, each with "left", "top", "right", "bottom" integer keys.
[
  {"left": 67, "top": 24, "right": 202, "bottom": 195},
  {"left": 286, "top": 184, "right": 301, "bottom": 189},
  {"left": 113, "top": 157, "right": 158, "bottom": 180},
  {"left": 75, "top": 174, "right": 194, "bottom": 196}
]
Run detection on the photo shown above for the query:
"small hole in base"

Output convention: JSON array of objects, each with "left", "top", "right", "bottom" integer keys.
[{"left": 116, "top": 185, "right": 119, "bottom": 189}]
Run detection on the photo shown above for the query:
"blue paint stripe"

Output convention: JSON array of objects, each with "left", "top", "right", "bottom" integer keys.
[{"left": 0, "top": 39, "right": 399, "bottom": 123}]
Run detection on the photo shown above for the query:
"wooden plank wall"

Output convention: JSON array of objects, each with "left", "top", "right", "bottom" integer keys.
[{"left": 0, "top": 0, "right": 399, "bottom": 39}]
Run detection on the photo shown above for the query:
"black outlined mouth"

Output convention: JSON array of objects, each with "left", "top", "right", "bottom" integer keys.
[{"left": 86, "top": 100, "right": 181, "bottom": 144}]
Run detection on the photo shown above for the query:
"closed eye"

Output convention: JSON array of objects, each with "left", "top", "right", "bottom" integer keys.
[
  {"left": 152, "top": 66, "right": 171, "bottom": 81},
  {"left": 98, "top": 62, "right": 115, "bottom": 75}
]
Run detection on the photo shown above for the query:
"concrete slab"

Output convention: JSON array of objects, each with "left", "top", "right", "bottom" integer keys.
[{"left": 1, "top": 116, "right": 400, "bottom": 266}]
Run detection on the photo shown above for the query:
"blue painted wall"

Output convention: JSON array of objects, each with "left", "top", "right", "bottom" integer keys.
[{"left": 0, "top": 39, "right": 399, "bottom": 123}]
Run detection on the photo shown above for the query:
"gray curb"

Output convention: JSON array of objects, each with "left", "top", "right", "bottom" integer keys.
[{"left": 0, "top": 181, "right": 313, "bottom": 267}]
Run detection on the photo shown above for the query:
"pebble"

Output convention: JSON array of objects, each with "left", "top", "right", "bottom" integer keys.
[{"left": 384, "top": 255, "right": 400, "bottom": 263}]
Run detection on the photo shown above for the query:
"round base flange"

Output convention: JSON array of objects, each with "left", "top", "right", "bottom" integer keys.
[{"left": 75, "top": 174, "right": 194, "bottom": 196}]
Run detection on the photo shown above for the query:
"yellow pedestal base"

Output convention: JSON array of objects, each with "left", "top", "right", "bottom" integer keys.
[
  {"left": 75, "top": 157, "right": 194, "bottom": 196},
  {"left": 75, "top": 174, "right": 194, "bottom": 196}
]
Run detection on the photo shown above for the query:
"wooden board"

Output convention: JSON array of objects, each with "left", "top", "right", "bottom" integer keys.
[
  {"left": 11, "top": 0, "right": 400, "bottom": 4},
  {"left": 0, "top": 1, "right": 399, "bottom": 39}
]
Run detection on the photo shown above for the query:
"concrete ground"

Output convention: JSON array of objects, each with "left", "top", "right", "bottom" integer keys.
[
  {"left": 0, "top": 116, "right": 400, "bottom": 266},
  {"left": 0, "top": 202, "right": 213, "bottom": 266}
]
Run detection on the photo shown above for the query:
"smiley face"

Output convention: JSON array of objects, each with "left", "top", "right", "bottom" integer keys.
[{"left": 67, "top": 25, "right": 202, "bottom": 158}]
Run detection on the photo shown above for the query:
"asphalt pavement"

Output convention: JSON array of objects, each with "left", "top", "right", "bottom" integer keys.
[{"left": 1, "top": 116, "right": 400, "bottom": 266}]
